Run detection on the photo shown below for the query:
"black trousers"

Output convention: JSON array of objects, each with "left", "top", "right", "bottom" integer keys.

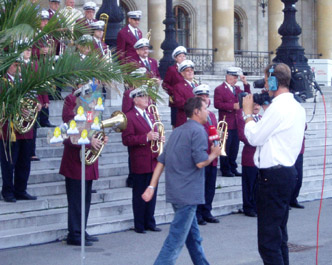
[
  {"left": 0, "top": 139, "right": 32, "bottom": 198},
  {"left": 197, "top": 165, "right": 217, "bottom": 220},
  {"left": 290, "top": 154, "right": 303, "bottom": 204},
  {"left": 242, "top": 166, "right": 258, "bottom": 214},
  {"left": 257, "top": 166, "right": 296, "bottom": 265},
  {"left": 39, "top": 107, "right": 50, "bottom": 126},
  {"left": 132, "top": 173, "right": 157, "bottom": 231},
  {"left": 220, "top": 129, "right": 239, "bottom": 173},
  {"left": 65, "top": 177, "right": 92, "bottom": 241},
  {"left": 170, "top": 107, "right": 177, "bottom": 127}
]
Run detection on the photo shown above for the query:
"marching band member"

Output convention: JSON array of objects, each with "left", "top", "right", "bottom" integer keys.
[
  {"left": 59, "top": 34, "right": 107, "bottom": 246},
  {"left": 48, "top": 0, "right": 60, "bottom": 18},
  {"left": 32, "top": 10, "right": 51, "bottom": 59},
  {"left": 116, "top": 10, "right": 143, "bottom": 63},
  {"left": 133, "top": 38, "right": 161, "bottom": 80},
  {"left": 122, "top": 87, "right": 161, "bottom": 234},
  {"left": 162, "top": 46, "right": 187, "bottom": 128},
  {"left": 173, "top": 59, "right": 197, "bottom": 128},
  {"left": 91, "top": 20, "right": 107, "bottom": 57},
  {"left": 214, "top": 67, "right": 251, "bottom": 177},
  {"left": 0, "top": 60, "right": 42, "bottom": 203},
  {"left": 193, "top": 84, "right": 220, "bottom": 225},
  {"left": 76, "top": 2, "right": 98, "bottom": 27}
]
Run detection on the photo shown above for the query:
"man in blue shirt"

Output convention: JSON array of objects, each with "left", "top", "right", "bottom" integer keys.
[{"left": 142, "top": 97, "right": 221, "bottom": 265}]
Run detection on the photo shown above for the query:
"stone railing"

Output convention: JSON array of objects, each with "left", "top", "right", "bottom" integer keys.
[{"left": 187, "top": 48, "right": 217, "bottom": 75}]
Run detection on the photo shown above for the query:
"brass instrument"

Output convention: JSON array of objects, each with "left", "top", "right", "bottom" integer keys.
[
  {"left": 217, "top": 115, "right": 228, "bottom": 157},
  {"left": 147, "top": 104, "right": 164, "bottom": 156},
  {"left": 13, "top": 98, "right": 39, "bottom": 134},
  {"left": 146, "top": 29, "right": 152, "bottom": 41},
  {"left": 84, "top": 110, "right": 127, "bottom": 165},
  {"left": 99, "top": 13, "right": 109, "bottom": 43}
]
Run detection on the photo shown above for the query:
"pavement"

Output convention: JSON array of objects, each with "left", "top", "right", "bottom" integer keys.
[{"left": 0, "top": 198, "right": 331, "bottom": 265}]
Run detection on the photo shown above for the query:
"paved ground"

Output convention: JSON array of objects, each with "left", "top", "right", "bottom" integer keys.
[{"left": 0, "top": 198, "right": 331, "bottom": 265}]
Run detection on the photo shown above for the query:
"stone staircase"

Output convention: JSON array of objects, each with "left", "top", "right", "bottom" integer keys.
[{"left": 0, "top": 77, "right": 331, "bottom": 249}]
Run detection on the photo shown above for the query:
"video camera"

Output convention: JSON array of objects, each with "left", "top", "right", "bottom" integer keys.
[{"left": 238, "top": 92, "right": 272, "bottom": 109}]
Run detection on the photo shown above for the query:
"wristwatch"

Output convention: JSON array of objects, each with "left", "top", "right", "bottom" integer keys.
[{"left": 243, "top": 113, "right": 253, "bottom": 121}]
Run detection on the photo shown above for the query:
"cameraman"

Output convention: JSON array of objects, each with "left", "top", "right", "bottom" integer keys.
[{"left": 242, "top": 63, "right": 306, "bottom": 265}]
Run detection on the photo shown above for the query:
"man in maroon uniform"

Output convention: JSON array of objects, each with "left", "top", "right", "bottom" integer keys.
[
  {"left": 214, "top": 67, "right": 251, "bottom": 177},
  {"left": 76, "top": 2, "right": 97, "bottom": 27},
  {"left": 91, "top": 20, "right": 107, "bottom": 57},
  {"left": 116, "top": 10, "right": 143, "bottom": 63},
  {"left": 0, "top": 61, "right": 41, "bottom": 203},
  {"left": 162, "top": 46, "right": 187, "bottom": 128},
  {"left": 122, "top": 87, "right": 162, "bottom": 234},
  {"left": 133, "top": 38, "right": 161, "bottom": 80},
  {"left": 173, "top": 60, "right": 197, "bottom": 128},
  {"left": 193, "top": 84, "right": 220, "bottom": 225},
  {"left": 48, "top": 0, "right": 60, "bottom": 18}
]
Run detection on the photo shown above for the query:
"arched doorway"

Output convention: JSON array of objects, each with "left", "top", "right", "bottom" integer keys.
[{"left": 173, "top": 5, "right": 190, "bottom": 47}]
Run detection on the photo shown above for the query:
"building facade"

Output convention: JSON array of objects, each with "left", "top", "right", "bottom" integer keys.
[{"left": 41, "top": 0, "right": 332, "bottom": 74}]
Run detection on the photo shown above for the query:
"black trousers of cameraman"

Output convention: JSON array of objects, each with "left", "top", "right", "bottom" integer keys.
[{"left": 257, "top": 165, "right": 296, "bottom": 265}]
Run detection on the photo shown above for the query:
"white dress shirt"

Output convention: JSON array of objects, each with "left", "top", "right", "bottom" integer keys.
[
  {"left": 128, "top": 24, "right": 138, "bottom": 38},
  {"left": 245, "top": 93, "right": 306, "bottom": 168}
]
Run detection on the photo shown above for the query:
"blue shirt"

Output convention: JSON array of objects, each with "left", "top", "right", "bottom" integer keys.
[{"left": 158, "top": 119, "right": 209, "bottom": 205}]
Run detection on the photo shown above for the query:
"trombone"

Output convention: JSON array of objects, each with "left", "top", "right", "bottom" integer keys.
[
  {"left": 147, "top": 104, "right": 164, "bottom": 156},
  {"left": 217, "top": 115, "right": 228, "bottom": 157},
  {"left": 99, "top": 13, "right": 109, "bottom": 43}
]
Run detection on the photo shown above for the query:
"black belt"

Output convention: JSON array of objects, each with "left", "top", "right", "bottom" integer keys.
[{"left": 259, "top": 165, "right": 284, "bottom": 173}]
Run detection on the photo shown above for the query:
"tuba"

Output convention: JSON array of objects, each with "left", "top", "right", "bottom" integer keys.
[
  {"left": 147, "top": 104, "right": 164, "bottom": 156},
  {"left": 217, "top": 115, "right": 228, "bottom": 157},
  {"left": 99, "top": 13, "right": 109, "bottom": 43},
  {"left": 84, "top": 110, "right": 127, "bottom": 165},
  {"left": 13, "top": 98, "right": 39, "bottom": 134}
]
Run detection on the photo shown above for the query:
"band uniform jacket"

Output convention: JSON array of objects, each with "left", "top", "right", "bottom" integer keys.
[
  {"left": 204, "top": 111, "right": 218, "bottom": 167},
  {"left": 173, "top": 81, "right": 196, "bottom": 128},
  {"left": 236, "top": 112, "right": 261, "bottom": 167},
  {"left": 134, "top": 56, "right": 161, "bottom": 80},
  {"left": 59, "top": 93, "right": 99, "bottom": 180},
  {"left": 162, "top": 64, "right": 184, "bottom": 107},
  {"left": 0, "top": 74, "right": 34, "bottom": 140},
  {"left": 122, "top": 108, "right": 158, "bottom": 174},
  {"left": 214, "top": 82, "right": 251, "bottom": 130},
  {"left": 116, "top": 25, "right": 142, "bottom": 63}
]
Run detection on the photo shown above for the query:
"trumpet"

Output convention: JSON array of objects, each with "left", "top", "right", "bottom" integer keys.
[
  {"left": 217, "top": 115, "right": 228, "bottom": 157},
  {"left": 148, "top": 104, "right": 164, "bottom": 156}
]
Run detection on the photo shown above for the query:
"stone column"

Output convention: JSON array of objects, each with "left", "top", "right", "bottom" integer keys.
[
  {"left": 317, "top": 0, "right": 332, "bottom": 59},
  {"left": 212, "top": 0, "right": 234, "bottom": 73},
  {"left": 268, "top": 1, "right": 284, "bottom": 57},
  {"left": 148, "top": 0, "right": 166, "bottom": 60}
]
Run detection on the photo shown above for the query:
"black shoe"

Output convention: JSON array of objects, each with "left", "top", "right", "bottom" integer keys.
[
  {"left": 232, "top": 170, "right": 242, "bottom": 176},
  {"left": 91, "top": 189, "right": 97, "bottom": 193},
  {"left": 15, "top": 192, "right": 37, "bottom": 200},
  {"left": 134, "top": 229, "right": 146, "bottom": 234},
  {"left": 204, "top": 217, "right": 220, "bottom": 223},
  {"left": 222, "top": 171, "right": 235, "bottom": 177},
  {"left": 86, "top": 234, "right": 99, "bottom": 242},
  {"left": 67, "top": 238, "right": 93, "bottom": 246},
  {"left": 31, "top": 156, "right": 40, "bottom": 161},
  {"left": 146, "top": 227, "right": 162, "bottom": 232},
  {"left": 41, "top": 122, "right": 56, "bottom": 128},
  {"left": 244, "top": 211, "right": 257, "bottom": 217},
  {"left": 3, "top": 196, "right": 16, "bottom": 203},
  {"left": 290, "top": 202, "right": 305, "bottom": 209},
  {"left": 198, "top": 219, "right": 207, "bottom": 225}
]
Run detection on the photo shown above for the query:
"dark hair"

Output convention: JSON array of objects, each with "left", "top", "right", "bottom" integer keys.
[
  {"left": 264, "top": 63, "right": 291, "bottom": 88},
  {"left": 184, "top": 97, "right": 203, "bottom": 118}
]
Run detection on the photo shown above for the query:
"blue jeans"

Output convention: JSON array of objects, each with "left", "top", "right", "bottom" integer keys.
[{"left": 154, "top": 204, "right": 209, "bottom": 265}]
